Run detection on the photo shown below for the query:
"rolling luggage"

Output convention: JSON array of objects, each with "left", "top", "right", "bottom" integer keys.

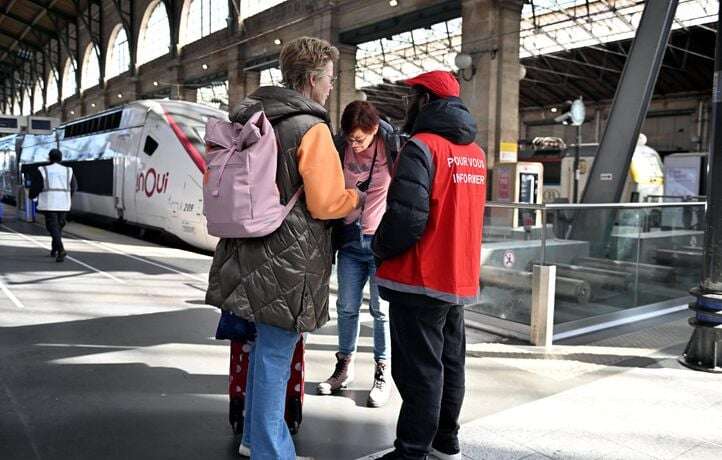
[{"left": 228, "top": 337, "right": 305, "bottom": 435}]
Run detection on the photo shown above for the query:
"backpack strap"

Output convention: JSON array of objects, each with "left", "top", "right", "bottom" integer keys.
[{"left": 282, "top": 186, "right": 304, "bottom": 215}]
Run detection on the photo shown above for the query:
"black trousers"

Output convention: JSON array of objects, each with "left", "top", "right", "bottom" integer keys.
[
  {"left": 389, "top": 299, "right": 466, "bottom": 459},
  {"left": 43, "top": 211, "right": 67, "bottom": 253}
]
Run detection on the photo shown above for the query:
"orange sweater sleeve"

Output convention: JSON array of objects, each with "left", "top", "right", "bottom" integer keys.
[{"left": 297, "top": 123, "right": 360, "bottom": 219}]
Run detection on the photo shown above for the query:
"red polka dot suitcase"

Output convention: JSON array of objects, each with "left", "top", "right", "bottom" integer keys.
[{"left": 228, "top": 337, "right": 305, "bottom": 435}]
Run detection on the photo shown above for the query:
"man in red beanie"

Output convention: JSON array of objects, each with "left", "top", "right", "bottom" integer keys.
[{"left": 373, "top": 70, "right": 487, "bottom": 460}]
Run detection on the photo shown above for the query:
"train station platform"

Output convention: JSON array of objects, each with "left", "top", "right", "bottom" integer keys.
[{"left": 1, "top": 203, "right": 721, "bottom": 460}]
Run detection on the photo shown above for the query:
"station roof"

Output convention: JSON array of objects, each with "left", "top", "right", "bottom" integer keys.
[
  {"left": 358, "top": 0, "right": 718, "bottom": 119},
  {"left": 0, "top": 0, "right": 718, "bottom": 114},
  {"left": 0, "top": 1, "right": 84, "bottom": 79}
]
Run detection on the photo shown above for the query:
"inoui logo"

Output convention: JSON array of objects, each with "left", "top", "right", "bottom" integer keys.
[{"left": 136, "top": 168, "right": 170, "bottom": 197}]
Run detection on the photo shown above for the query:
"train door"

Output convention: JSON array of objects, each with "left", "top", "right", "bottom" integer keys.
[
  {"left": 133, "top": 112, "right": 177, "bottom": 229},
  {"left": 112, "top": 129, "right": 141, "bottom": 220}
]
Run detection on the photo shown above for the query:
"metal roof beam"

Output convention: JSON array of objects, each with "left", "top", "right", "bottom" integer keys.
[
  {"left": 26, "top": 0, "right": 76, "bottom": 22},
  {"left": 0, "top": 30, "right": 44, "bottom": 52},
  {"left": 526, "top": 49, "right": 621, "bottom": 74},
  {"left": 2, "top": 10, "right": 58, "bottom": 38}
]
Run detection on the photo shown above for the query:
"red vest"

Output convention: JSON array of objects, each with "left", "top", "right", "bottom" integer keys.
[{"left": 376, "top": 132, "right": 487, "bottom": 304}]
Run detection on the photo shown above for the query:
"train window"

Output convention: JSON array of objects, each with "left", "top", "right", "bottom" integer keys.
[
  {"left": 143, "top": 136, "right": 159, "bottom": 156},
  {"left": 63, "top": 111, "right": 123, "bottom": 139}
]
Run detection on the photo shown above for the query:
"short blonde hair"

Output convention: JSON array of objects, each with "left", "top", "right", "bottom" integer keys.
[{"left": 280, "top": 37, "right": 339, "bottom": 92}]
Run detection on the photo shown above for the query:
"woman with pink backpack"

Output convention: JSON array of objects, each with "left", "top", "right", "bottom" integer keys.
[{"left": 205, "top": 37, "right": 364, "bottom": 459}]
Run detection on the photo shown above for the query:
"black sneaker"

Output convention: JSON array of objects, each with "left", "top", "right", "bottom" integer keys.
[
  {"left": 50, "top": 250, "right": 57, "bottom": 257},
  {"left": 56, "top": 250, "right": 66, "bottom": 263}
]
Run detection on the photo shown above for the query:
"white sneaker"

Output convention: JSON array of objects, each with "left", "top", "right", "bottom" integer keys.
[
  {"left": 429, "top": 447, "right": 462, "bottom": 460},
  {"left": 366, "top": 360, "right": 390, "bottom": 407}
]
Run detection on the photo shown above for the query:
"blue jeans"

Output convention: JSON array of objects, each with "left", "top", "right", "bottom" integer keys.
[
  {"left": 242, "top": 323, "right": 300, "bottom": 460},
  {"left": 336, "top": 235, "right": 389, "bottom": 361}
]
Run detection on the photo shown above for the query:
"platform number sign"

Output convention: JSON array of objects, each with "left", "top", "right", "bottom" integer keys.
[{"left": 503, "top": 250, "right": 515, "bottom": 268}]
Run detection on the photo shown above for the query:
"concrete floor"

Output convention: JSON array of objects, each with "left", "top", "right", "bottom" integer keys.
[{"left": 1, "top": 204, "right": 721, "bottom": 460}]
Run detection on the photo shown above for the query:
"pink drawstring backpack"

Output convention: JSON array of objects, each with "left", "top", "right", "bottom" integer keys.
[{"left": 203, "top": 111, "right": 302, "bottom": 238}]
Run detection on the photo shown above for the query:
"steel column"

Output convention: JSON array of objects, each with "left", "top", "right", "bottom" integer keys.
[
  {"left": 680, "top": 4, "right": 722, "bottom": 373},
  {"left": 570, "top": 2, "right": 678, "bottom": 250}
]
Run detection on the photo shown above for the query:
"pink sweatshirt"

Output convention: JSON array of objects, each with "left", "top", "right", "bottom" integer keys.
[{"left": 342, "top": 136, "right": 392, "bottom": 235}]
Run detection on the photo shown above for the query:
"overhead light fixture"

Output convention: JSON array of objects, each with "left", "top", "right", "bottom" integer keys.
[
  {"left": 91, "top": 103, "right": 96, "bottom": 107},
  {"left": 389, "top": 0, "right": 398, "bottom": 6},
  {"left": 202, "top": 63, "right": 208, "bottom": 70},
  {"left": 153, "top": 81, "right": 159, "bottom": 86},
  {"left": 454, "top": 52, "right": 476, "bottom": 81},
  {"left": 274, "top": 38, "right": 282, "bottom": 45},
  {"left": 550, "top": 107, "right": 558, "bottom": 113},
  {"left": 69, "top": 110, "right": 75, "bottom": 115},
  {"left": 117, "top": 93, "right": 123, "bottom": 98}
]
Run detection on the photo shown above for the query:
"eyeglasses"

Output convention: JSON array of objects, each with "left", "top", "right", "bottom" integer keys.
[
  {"left": 318, "top": 73, "right": 338, "bottom": 85},
  {"left": 347, "top": 132, "right": 373, "bottom": 145}
]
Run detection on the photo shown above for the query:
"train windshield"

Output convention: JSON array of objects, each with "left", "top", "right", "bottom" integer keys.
[{"left": 159, "top": 101, "right": 224, "bottom": 155}]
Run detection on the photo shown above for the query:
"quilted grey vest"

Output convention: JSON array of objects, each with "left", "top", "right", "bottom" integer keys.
[{"left": 205, "top": 86, "right": 333, "bottom": 332}]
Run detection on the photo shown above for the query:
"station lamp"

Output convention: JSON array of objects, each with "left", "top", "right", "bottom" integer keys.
[
  {"left": 553, "top": 97, "right": 586, "bottom": 203},
  {"left": 454, "top": 53, "right": 475, "bottom": 81},
  {"left": 274, "top": 38, "right": 282, "bottom": 45},
  {"left": 389, "top": 0, "right": 398, "bottom": 6},
  {"left": 202, "top": 63, "right": 208, "bottom": 70}
]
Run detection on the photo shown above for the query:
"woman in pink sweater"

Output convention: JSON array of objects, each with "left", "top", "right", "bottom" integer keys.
[{"left": 317, "top": 101, "right": 401, "bottom": 407}]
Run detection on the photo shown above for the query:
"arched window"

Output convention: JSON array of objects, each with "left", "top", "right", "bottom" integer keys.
[
  {"left": 81, "top": 45, "right": 101, "bottom": 91},
  {"left": 61, "top": 59, "right": 77, "bottom": 100},
  {"left": 260, "top": 67, "right": 282, "bottom": 87},
  {"left": 33, "top": 81, "right": 43, "bottom": 113},
  {"left": 181, "top": 0, "right": 228, "bottom": 45},
  {"left": 21, "top": 88, "right": 31, "bottom": 115},
  {"left": 138, "top": 1, "right": 171, "bottom": 66},
  {"left": 12, "top": 95, "right": 21, "bottom": 116},
  {"left": 46, "top": 70, "right": 59, "bottom": 106},
  {"left": 106, "top": 25, "right": 130, "bottom": 79}
]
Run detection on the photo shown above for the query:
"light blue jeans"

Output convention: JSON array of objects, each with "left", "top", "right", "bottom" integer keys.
[
  {"left": 336, "top": 235, "right": 389, "bottom": 361},
  {"left": 242, "top": 322, "right": 300, "bottom": 460}
]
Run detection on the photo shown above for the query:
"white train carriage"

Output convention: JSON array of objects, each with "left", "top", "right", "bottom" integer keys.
[
  {"left": 9, "top": 100, "right": 223, "bottom": 251},
  {"left": 0, "top": 134, "right": 22, "bottom": 201}
]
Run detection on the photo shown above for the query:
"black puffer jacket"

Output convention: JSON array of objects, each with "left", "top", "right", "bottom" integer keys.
[
  {"left": 372, "top": 96, "right": 478, "bottom": 306},
  {"left": 205, "top": 86, "right": 334, "bottom": 332}
]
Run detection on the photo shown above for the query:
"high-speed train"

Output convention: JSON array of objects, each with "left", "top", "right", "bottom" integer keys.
[{"left": 0, "top": 100, "right": 224, "bottom": 251}]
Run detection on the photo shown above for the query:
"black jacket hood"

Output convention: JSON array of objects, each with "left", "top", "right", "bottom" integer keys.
[
  {"left": 229, "top": 86, "right": 330, "bottom": 125},
  {"left": 411, "top": 96, "right": 477, "bottom": 145}
]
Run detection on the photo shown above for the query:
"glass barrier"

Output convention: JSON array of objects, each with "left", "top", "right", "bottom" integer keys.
[
  {"left": 466, "top": 204, "right": 540, "bottom": 325},
  {"left": 468, "top": 201, "right": 705, "bottom": 335}
]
